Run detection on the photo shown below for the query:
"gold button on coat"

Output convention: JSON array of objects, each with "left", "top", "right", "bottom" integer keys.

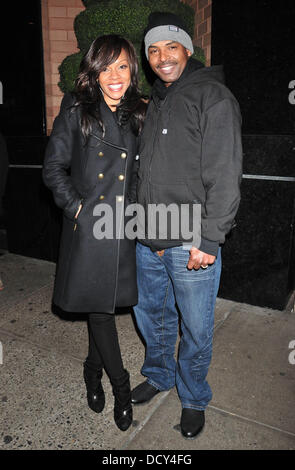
[
  {"left": 98, "top": 151, "right": 104, "bottom": 157},
  {"left": 118, "top": 174, "right": 125, "bottom": 181},
  {"left": 98, "top": 173, "right": 104, "bottom": 179},
  {"left": 121, "top": 152, "right": 127, "bottom": 159},
  {"left": 99, "top": 195, "right": 105, "bottom": 200}
]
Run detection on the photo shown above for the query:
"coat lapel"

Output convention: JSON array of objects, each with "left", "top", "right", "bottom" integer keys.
[{"left": 90, "top": 98, "right": 128, "bottom": 151}]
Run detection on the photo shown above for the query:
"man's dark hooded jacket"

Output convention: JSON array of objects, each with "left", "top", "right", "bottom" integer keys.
[{"left": 136, "top": 58, "right": 243, "bottom": 256}]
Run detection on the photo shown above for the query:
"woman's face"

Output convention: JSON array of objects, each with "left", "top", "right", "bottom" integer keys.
[{"left": 98, "top": 48, "right": 131, "bottom": 110}]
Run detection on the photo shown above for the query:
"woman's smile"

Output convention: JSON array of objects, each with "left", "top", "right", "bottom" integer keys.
[
  {"left": 98, "top": 49, "right": 131, "bottom": 109},
  {"left": 107, "top": 83, "right": 124, "bottom": 91}
]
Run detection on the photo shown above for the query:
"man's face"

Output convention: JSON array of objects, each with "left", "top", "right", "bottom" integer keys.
[{"left": 147, "top": 40, "right": 192, "bottom": 86}]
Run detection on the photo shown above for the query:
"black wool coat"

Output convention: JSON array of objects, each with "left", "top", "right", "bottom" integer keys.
[{"left": 43, "top": 93, "right": 138, "bottom": 313}]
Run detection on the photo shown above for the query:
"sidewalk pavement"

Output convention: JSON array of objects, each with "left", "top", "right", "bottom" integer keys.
[{"left": 0, "top": 250, "right": 294, "bottom": 451}]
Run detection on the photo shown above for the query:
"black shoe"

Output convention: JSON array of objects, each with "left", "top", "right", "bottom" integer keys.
[
  {"left": 180, "top": 408, "right": 205, "bottom": 439},
  {"left": 111, "top": 369, "right": 133, "bottom": 431},
  {"left": 83, "top": 362, "right": 105, "bottom": 414},
  {"left": 131, "top": 380, "right": 161, "bottom": 405}
]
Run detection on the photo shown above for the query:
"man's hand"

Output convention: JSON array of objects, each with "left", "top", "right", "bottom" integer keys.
[{"left": 187, "top": 247, "right": 216, "bottom": 270}]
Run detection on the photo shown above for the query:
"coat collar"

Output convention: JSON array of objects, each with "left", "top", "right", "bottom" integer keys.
[{"left": 90, "top": 96, "right": 128, "bottom": 151}]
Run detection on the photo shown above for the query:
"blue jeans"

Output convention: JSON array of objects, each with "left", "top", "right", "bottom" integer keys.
[{"left": 133, "top": 242, "right": 222, "bottom": 410}]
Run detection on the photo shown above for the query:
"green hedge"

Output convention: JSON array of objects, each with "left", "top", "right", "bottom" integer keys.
[{"left": 58, "top": 0, "right": 205, "bottom": 95}]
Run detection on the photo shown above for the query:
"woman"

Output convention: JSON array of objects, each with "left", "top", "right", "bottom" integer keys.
[{"left": 43, "top": 35, "right": 146, "bottom": 431}]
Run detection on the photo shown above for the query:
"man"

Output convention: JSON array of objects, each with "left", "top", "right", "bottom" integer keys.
[{"left": 132, "top": 12, "right": 243, "bottom": 439}]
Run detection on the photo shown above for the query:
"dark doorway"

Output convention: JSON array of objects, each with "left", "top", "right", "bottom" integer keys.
[
  {"left": 0, "top": 1, "right": 61, "bottom": 261},
  {"left": 211, "top": 0, "right": 295, "bottom": 309},
  {"left": 0, "top": 0, "right": 46, "bottom": 136}
]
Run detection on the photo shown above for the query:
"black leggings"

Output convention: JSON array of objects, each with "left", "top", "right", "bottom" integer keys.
[{"left": 85, "top": 313, "right": 125, "bottom": 379}]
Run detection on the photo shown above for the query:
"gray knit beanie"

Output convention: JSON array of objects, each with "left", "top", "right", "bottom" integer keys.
[{"left": 144, "top": 12, "right": 194, "bottom": 58}]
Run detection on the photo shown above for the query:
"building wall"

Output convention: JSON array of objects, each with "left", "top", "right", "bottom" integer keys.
[
  {"left": 182, "top": 0, "right": 212, "bottom": 65},
  {"left": 41, "top": 0, "right": 85, "bottom": 133},
  {"left": 42, "top": 0, "right": 211, "bottom": 134}
]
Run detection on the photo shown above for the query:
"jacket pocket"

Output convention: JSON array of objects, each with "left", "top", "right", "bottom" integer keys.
[
  {"left": 148, "top": 182, "right": 195, "bottom": 242},
  {"left": 149, "top": 181, "right": 192, "bottom": 206}
]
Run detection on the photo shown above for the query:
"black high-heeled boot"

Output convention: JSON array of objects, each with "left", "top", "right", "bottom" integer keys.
[
  {"left": 111, "top": 369, "right": 133, "bottom": 431},
  {"left": 83, "top": 362, "right": 105, "bottom": 414}
]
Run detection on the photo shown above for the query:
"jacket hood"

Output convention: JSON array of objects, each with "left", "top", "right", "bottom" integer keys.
[
  {"left": 178, "top": 58, "right": 225, "bottom": 88},
  {"left": 189, "top": 62, "right": 225, "bottom": 85},
  {"left": 152, "top": 58, "right": 225, "bottom": 100}
]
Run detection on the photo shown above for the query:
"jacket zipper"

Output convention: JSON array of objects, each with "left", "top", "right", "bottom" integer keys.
[{"left": 146, "top": 99, "right": 166, "bottom": 249}]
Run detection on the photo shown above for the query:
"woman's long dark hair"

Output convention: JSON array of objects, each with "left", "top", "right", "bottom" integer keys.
[{"left": 74, "top": 34, "right": 146, "bottom": 140}]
